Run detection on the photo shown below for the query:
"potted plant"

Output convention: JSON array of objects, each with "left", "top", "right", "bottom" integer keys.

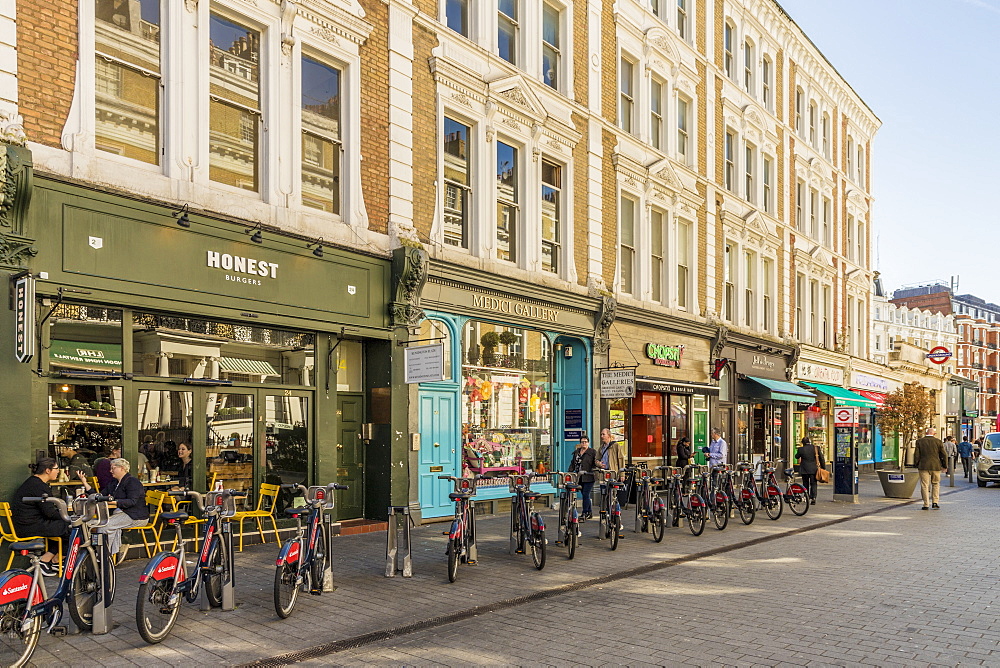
[
  {"left": 875, "top": 382, "right": 933, "bottom": 498},
  {"left": 100, "top": 402, "right": 114, "bottom": 412},
  {"left": 480, "top": 331, "right": 499, "bottom": 366},
  {"left": 54, "top": 399, "right": 69, "bottom": 410}
]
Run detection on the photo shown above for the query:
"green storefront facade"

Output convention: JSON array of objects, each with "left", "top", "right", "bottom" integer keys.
[{"left": 0, "top": 164, "right": 409, "bottom": 521}]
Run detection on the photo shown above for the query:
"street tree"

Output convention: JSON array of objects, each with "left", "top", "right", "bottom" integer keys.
[{"left": 876, "top": 382, "right": 934, "bottom": 469}]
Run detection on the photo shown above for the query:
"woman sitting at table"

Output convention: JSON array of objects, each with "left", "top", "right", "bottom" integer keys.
[
  {"left": 77, "top": 458, "right": 148, "bottom": 564},
  {"left": 10, "top": 458, "right": 70, "bottom": 576},
  {"left": 176, "top": 442, "right": 193, "bottom": 489}
]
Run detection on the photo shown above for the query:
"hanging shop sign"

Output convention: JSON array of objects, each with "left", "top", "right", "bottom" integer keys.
[
  {"left": 645, "top": 343, "right": 684, "bottom": 368},
  {"left": 404, "top": 344, "right": 445, "bottom": 384},
  {"left": 600, "top": 368, "right": 636, "bottom": 399},
  {"left": 850, "top": 372, "right": 890, "bottom": 392},
  {"left": 14, "top": 274, "right": 35, "bottom": 363},
  {"left": 470, "top": 294, "right": 560, "bottom": 323}
]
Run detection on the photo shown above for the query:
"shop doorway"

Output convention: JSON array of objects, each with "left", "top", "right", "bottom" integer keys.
[
  {"left": 336, "top": 393, "right": 365, "bottom": 519},
  {"left": 417, "top": 390, "right": 458, "bottom": 518}
]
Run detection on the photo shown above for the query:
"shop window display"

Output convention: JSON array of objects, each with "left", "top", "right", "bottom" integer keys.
[
  {"left": 461, "top": 321, "right": 552, "bottom": 479},
  {"left": 49, "top": 383, "right": 124, "bottom": 474},
  {"left": 805, "top": 404, "right": 828, "bottom": 452},
  {"left": 857, "top": 410, "right": 873, "bottom": 462}
]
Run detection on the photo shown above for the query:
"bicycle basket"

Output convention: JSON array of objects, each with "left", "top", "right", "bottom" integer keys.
[
  {"left": 307, "top": 486, "right": 336, "bottom": 510},
  {"left": 205, "top": 491, "right": 237, "bottom": 518},
  {"left": 508, "top": 474, "right": 531, "bottom": 493}
]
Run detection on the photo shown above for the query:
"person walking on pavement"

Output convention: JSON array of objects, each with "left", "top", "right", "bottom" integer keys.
[
  {"left": 914, "top": 428, "right": 948, "bottom": 511},
  {"left": 943, "top": 435, "right": 958, "bottom": 472},
  {"left": 959, "top": 436, "right": 974, "bottom": 478},
  {"left": 706, "top": 428, "right": 728, "bottom": 467},
  {"left": 569, "top": 435, "right": 598, "bottom": 520},
  {"left": 795, "top": 437, "right": 826, "bottom": 505}
]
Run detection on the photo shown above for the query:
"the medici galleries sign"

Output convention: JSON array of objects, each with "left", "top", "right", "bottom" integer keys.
[{"left": 600, "top": 368, "right": 636, "bottom": 398}]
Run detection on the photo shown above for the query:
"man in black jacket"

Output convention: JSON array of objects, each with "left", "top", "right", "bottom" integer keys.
[
  {"left": 569, "top": 435, "right": 598, "bottom": 520},
  {"left": 78, "top": 458, "right": 148, "bottom": 563}
]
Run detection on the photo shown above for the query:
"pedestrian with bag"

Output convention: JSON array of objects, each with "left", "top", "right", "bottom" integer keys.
[
  {"left": 914, "top": 428, "right": 948, "bottom": 511},
  {"left": 674, "top": 436, "right": 691, "bottom": 468},
  {"left": 958, "top": 436, "right": 974, "bottom": 478},
  {"left": 569, "top": 435, "right": 598, "bottom": 521},
  {"left": 795, "top": 437, "right": 827, "bottom": 505}
]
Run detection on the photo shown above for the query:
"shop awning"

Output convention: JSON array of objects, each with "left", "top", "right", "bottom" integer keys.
[
  {"left": 218, "top": 357, "right": 280, "bottom": 377},
  {"left": 801, "top": 381, "right": 876, "bottom": 408},
  {"left": 855, "top": 390, "right": 887, "bottom": 406},
  {"left": 744, "top": 376, "right": 817, "bottom": 402}
]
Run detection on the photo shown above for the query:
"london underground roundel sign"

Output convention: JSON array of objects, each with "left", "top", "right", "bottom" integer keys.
[{"left": 926, "top": 346, "right": 952, "bottom": 364}]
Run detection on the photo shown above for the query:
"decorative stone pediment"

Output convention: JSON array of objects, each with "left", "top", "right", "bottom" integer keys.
[
  {"left": 808, "top": 245, "right": 834, "bottom": 267},
  {"left": 488, "top": 75, "right": 547, "bottom": 123},
  {"left": 846, "top": 188, "right": 869, "bottom": 213},
  {"left": 645, "top": 28, "right": 680, "bottom": 68},
  {"left": 646, "top": 158, "right": 682, "bottom": 192},
  {"left": 743, "top": 210, "right": 778, "bottom": 240},
  {"left": 743, "top": 105, "right": 765, "bottom": 132}
]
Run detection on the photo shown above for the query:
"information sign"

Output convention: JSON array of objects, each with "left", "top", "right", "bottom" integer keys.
[
  {"left": 404, "top": 344, "right": 445, "bottom": 384},
  {"left": 600, "top": 368, "right": 635, "bottom": 398}
]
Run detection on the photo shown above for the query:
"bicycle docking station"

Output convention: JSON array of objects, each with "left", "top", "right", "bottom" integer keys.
[
  {"left": 322, "top": 510, "right": 336, "bottom": 591},
  {"left": 200, "top": 491, "right": 237, "bottom": 612},
  {"left": 833, "top": 407, "right": 860, "bottom": 503},
  {"left": 91, "top": 531, "right": 113, "bottom": 634},
  {"left": 385, "top": 506, "right": 413, "bottom": 577}
]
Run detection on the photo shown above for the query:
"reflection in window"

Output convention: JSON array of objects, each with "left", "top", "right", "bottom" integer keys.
[
  {"left": 498, "top": 0, "right": 518, "bottom": 64},
  {"left": 301, "top": 56, "right": 342, "bottom": 214},
  {"left": 264, "top": 395, "right": 308, "bottom": 488},
  {"left": 137, "top": 389, "right": 194, "bottom": 484},
  {"left": 541, "top": 159, "right": 561, "bottom": 273},
  {"left": 49, "top": 384, "right": 124, "bottom": 475},
  {"left": 541, "top": 3, "right": 560, "bottom": 89},
  {"left": 446, "top": 0, "right": 468, "bottom": 36},
  {"left": 335, "top": 340, "right": 363, "bottom": 392},
  {"left": 417, "top": 319, "right": 452, "bottom": 379},
  {"left": 443, "top": 117, "right": 471, "bottom": 248},
  {"left": 496, "top": 141, "right": 518, "bottom": 263},
  {"left": 461, "top": 321, "right": 552, "bottom": 477},
  {"left": 209, "top": 14, "right": 260, "bottom": 191},
  {"left": 132, "top": 312, "right": 315, "bottom": 386},
  {"left": 207, "top": 393, "right": 254, "bottom": 496},
  {"left": 48, "top": 304, "right": 124, "bottom": 372},
  {"left": 95, "top": 0, "right": 160, "bottom": 164}
]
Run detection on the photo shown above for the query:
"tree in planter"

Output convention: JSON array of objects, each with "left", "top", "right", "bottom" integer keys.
[
  {"left": 480, "top": 331, "right": 500, "bottom": 366},
  {"left": 876, "top": 382, "right": 933, "bottom": 470}
]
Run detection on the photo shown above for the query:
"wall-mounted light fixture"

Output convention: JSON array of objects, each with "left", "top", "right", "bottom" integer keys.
[
  {"left": 308, "top": 238, "right": 324, "bottom": 258},
  {"left": 246, "top": 222, "right": 263, "bottom": 244},
  {"left": 174, "top": 203, "right": 191, "bottom": 228}
]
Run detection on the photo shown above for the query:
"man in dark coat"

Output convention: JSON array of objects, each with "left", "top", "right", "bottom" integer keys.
[
  {"left": 914, "top": 428, "right": 948, "bottom": 511},
  {"left": 795, "top": 437, "right": 827, "bottom": 504}
]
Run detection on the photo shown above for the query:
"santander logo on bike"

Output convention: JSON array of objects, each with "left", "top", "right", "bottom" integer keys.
[
  {"left": 1, "top": 582, "right": 29, "bottom": 597},
  {"left": 156, "top": 563, "right": 175, "bottom": 576}
]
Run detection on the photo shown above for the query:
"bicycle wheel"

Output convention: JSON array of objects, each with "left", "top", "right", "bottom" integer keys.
[
  {"left": 737, "top": 498, "right": 756, "bottom": 525},
  {"left": 203, "top": 538, "right": 226, "bottom": 608},
  {"left": 712, "top": 493, "right": 729, "bottom": 531},
  {"left": 310, "top": 524, "right": 329, "bottom": 591},
  {"left": 530, "top": 528, "right": 546, "bottom": 570},
  {"left": 688, "top": 497, "right": 706, "bottom": 536},
  {"left": 651, "top": 507, "right": 665, "bottom": 543},
  {"left": 69, "top": 551, "right": 98, "bottom": 631},
  {"left": 135, "top": 577, "right": 179, "bottom": 644},
  {"left": 0, "top": 598, "right": 40, "bottom": 667},
  {"left": 447, "top": 537, "right": 460, "bottom": 582},
  {"left": 764, "top": 490, "right": 783, "bottom": 520},
  {"left": 609, "top": 506, "right": 620, "bottom": 551},
  {"left": 273, "top": 548, "right": 300, "bottom": 618},
  {"left": 566, "top": 522, "right": 577, "bottom": 560},
  {"left": 787, "top": 489, "right": 809, "bottom": 516}
]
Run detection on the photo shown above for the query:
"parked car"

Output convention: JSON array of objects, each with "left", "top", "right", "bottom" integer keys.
[{"left": 976, "top": 433, "right": 1000, "bottom": 487}]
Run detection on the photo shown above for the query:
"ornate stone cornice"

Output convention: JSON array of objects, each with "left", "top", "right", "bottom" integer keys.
[
  {"left": 390, "top": 245, "right": 428, "bottom": 328},
  {"left": 0, "top": 143, "right": 36, "bottom": 270}
]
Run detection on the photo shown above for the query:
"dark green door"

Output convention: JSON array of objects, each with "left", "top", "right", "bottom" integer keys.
[{"left": 337, "top": 393, "right": 365, "bottom": 519}]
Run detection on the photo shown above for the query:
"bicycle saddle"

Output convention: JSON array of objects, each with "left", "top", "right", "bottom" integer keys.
[
  {"left": 161, "top": 511, "right": 189, "bottom": 522},
  {"left": 448, "top": 492, "right": 473, "bottom": 500},
  {"left": 284, "top": 507, "right": 310, "bottom": 517},
  {"left": 783, "top": 468, "right": 795, "bottom": 477},
  {"left": 10, "top": 540, "right": 46, "bottom": 554},
  {"left": 524, "top": 491, "right": 542, "bottom": 499}
]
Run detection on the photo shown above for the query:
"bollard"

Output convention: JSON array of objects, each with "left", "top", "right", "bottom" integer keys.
[{"left": 385, "top": 506, "right": 412, "bottom": 577}]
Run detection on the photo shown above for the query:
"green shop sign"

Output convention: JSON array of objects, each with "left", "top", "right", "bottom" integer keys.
[
  {"left": 645, "top": 343, "right": 684, "bottom": 368},
  {"left": 50, "top": 340, "right": 123, "bottom": 370}
]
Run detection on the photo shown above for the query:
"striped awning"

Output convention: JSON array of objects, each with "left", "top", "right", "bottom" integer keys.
[{"left": 218, "top": 357, "right": 279, "bottom": 377}]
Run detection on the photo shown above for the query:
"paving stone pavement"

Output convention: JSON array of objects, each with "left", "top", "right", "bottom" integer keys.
[{"left": 13, "top": 473, "right": 989, "bottom": 667}]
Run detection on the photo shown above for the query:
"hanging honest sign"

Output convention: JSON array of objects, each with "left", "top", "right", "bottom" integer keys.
[
  {"left": 14, "top": 274, "right": 35, "bottom": 364},
  {"left": 404, "top": 344, "right": 445, "bottom": 383},
  {"left": 600, "top": 368, "right": 636, "bottom": 398}
]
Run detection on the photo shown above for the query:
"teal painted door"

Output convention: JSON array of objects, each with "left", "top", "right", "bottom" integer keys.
[{"left": 418, "top": 390, "right": 458, "bottom": 518}]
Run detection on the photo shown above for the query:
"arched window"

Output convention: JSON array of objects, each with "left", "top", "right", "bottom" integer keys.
[{"left": 417, "top": 318, "right": 452, "bottom": 380}]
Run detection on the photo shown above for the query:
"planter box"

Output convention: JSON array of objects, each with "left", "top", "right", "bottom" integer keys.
[{"left": 877, "top": 470, "right": 919, "bottom": 499}]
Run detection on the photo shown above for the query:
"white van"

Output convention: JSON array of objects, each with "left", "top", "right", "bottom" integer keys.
[{"left": 977, "top": 433, "right": 1000, "bottom": 487}]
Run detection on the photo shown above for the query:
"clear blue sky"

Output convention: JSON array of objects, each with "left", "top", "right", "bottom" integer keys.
[{"left": 778, "top": 0, "right": 997, "bottom": 299}]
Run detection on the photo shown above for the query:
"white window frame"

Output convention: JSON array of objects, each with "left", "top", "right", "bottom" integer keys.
[
  {"left": 761, "top": 55, "right": 772, "bottom": 109},
  {"left": 676, "top": 0, "right": 689, "bottom": 41},
  {"left": 744, "top": 142, "right": 755, "bottom": 204},
  {"left": 651, "top": 208, "right": 667, "bottom": 304},
  {"left": 495, "top": 137, "right": 521, "bottom": 264},
  {"left": 724, "top": 130, "right": 737, "bottom": 193},
  {"left": 441, "top": 113, "right": 474, "bottom": 249},
  {"left": 541, "top": 1, "right": 562, "bottom": 91},
  {"left": 743, "top": 38, "right": 754, "bottom": 94},
  {"left": 619, "top": 54, "right": 636, "bottom": 134},
  {"left": 676, "top": 218, "right": 691, "bottom": 310},
  {"left": 650, "top": 76, "right": 666, "bottom": 151},
  {"left": 724, "top": 21, "right": 735, "bottom": 79},
  {"left": 619, "top": 193, "right": 638, "bottom": 295},
  {"left": 497, "top": 0, "right": 521, "bottom": 65},
  {"left": 676, "top": 95, "right": 690, "bottom": 163},
  {"left": 762, "top": 155, "right": 773, "bottom": 214},
  {"left": 540, "top": 156, "right": 564, "bottom": 273}
]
